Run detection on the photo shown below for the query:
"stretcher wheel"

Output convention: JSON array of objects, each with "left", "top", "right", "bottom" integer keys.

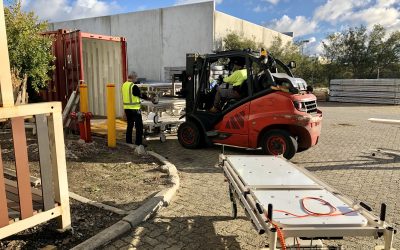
[
  {"left": 229, "top": 186, "right": 238, "bottom": 219},
  {"left": 160, "top": 134, "right": 166, "bottom": 143},
  {"left": 231, "top": 200, "right": 238, "bottom": 219}
]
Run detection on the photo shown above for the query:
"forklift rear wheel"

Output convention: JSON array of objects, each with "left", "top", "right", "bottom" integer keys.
[
  {"left": 178, "top": 121, "right": 201, "bottom": 149},
  {"left": 261, "top": 130, "right": 298, "bottom": 160}
]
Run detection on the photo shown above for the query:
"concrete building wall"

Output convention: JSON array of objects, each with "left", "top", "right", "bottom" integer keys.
[
  {"left": 214, "top": 11, "right": 292, "bottom": 50},
  {"left": 161, "top": 3, "right": 214, "bottom": 77},
  {"left": 50, "top": 16, "right": 111, "bottom": 35},
  {"left": 50, "top": 2, "right": 215, "bottom": 82},
  {"left": 110, "top": 10, "right": 163, "bottom": 81},
  {"left": 49, "top": 2, "right": 292, "bottom": 83}
]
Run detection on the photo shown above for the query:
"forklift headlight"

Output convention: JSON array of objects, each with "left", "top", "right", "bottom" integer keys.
[{"left": 293, "top": 101, "right": 306, "bottom": 112}]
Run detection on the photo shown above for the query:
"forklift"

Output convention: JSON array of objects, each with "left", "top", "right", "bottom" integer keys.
[{"left": 177, "top": 49, "right": 322, "bottom": 159}]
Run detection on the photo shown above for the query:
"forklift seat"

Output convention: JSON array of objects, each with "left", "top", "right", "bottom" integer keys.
[{"left": 222, "top": 79, "right": 249, "bottom": 110}]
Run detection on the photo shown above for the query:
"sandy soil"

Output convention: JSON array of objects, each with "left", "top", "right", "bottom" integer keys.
[{"left": 0, "top": 130, "right": 171, "bottom": 249}]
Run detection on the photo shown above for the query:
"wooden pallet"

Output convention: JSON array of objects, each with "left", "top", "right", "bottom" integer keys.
[
  {"left": 0, "top": 103, "right": 71, "bottom": 239},
  {"left": 5, "top": 179, "right": 60, "bottom": 223}
]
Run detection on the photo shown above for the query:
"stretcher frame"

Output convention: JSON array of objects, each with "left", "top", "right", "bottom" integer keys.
[
  {"left": 219, "top": 154, "right": 396, "bottom": 249},
  {"left": 141, "top": 98, "right": 185, "bottom": 142}
]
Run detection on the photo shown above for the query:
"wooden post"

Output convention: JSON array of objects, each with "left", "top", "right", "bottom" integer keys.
[
  {"left": 11, "top": 117, "right": 34, "bottom": 219},
  {"left": 36, "top": 114, "right": 55, "bottom": 211},
  {"left": 47, "top": 107, "right": 71, "bottom": 229},
  {"left": 107, "top": 83, "right": 116, "bottom": 147},
  {"left": 0, "top": 145, "right": 9, "bottom": 227},
  {"left": 0, "top": 1, "right": 14, "bottom": 107}
]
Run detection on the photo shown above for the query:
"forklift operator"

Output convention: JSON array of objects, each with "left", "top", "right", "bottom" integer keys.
[{"left": 210, "top": 60, "right": 247, "bottom": 113}]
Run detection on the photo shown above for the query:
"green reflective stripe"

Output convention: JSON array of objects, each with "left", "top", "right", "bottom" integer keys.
[
  {"left": 129, "top": 82, "right": 134, "bottom": 104},
  {"left": 123, "top": 102, "right": 141, "bottom": 105}
]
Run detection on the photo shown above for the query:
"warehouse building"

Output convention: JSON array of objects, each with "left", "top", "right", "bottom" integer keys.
[{"left": 49, "top": 1, "right": 292, "bottom": 82}]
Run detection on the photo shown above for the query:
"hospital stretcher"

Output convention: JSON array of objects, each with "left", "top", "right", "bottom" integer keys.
[
  {"left": 141, "top": 97, "right": 185, "bottom": 142},
  {"left": 138, "top": 82, "right": 182, "bottom": 97},
  {"left": 220, "top": 154, "right": 396, "bottom": 249}
]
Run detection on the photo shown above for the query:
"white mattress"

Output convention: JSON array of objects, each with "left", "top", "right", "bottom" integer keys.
[
  {"left": 253, "top": 189, "right": 367, "bottom": 227},
  {"left": 225, "top": 155, "right": 368, "bottom": 227}
]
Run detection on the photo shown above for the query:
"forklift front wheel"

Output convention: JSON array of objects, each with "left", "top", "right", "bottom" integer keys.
[
  {"left": 261, "top": 129, "right": 298, "bottom": 160},
  {"left": 178, "top": 121, "right": 201, "bottom": 149}
]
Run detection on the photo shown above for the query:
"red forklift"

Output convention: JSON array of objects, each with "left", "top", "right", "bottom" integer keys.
[{"left": 177, "top": 50, "right": 322, "bottom": 159}]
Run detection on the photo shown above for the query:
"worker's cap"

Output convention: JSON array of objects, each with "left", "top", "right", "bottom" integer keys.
[
  {"left": 128, "top": 71, "right": 137, "bottom": 79},
  {"left": 232, "top": 59, "right": 245, "bottom": 67}
]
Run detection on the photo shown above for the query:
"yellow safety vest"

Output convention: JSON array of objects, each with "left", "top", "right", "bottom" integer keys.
[
  {"left": 223, "top": 69, "right": 247, "bottom": 86},
  {"left": 122, "top": 81, "right": 141, "bottom": 110}
]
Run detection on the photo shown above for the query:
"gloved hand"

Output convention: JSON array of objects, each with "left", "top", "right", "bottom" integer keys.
[{"left": 218, "top": 75, "right": 224, "bottom": 85}]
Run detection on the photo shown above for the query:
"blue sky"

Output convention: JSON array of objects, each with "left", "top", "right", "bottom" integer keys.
[{"left": 19, "top": 0, "right": 400, "bottom": 55}]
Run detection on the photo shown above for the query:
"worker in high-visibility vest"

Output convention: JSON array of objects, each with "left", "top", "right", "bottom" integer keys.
[
  {"left": 210, "top": 59, "right": 247, "bottom": 113},
  {"left": 122, "top": 72, "right": 144, "bottom": 145}
]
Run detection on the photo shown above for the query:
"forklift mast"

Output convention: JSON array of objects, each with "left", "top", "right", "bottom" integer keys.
[{"left": 184, "top": 53, "right": 204, "bottom": 114}]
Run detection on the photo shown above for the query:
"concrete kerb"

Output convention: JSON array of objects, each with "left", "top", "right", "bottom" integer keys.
[{"left": 71, "top": 141, "right": 180, "bottom": 250}]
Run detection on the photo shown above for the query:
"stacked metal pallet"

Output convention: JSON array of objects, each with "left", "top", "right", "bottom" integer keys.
[
  {"left": 329, "top": 79, "right": 400, "bottom": 104},
  {"left": 164, "top": 66, "right": 186, "bottom": 82}
]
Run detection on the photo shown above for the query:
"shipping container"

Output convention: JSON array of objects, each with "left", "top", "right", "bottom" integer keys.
[{"left": 41, "top": 29, "right": 127, "bottom": 117}]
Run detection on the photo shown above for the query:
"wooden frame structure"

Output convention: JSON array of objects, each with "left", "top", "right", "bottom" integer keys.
[{"left": 0, "top": 2, "right": 71, "bottom": 239}]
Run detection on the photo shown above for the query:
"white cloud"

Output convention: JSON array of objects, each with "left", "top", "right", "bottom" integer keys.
[
  {"left": 22, "top": 0, "right": 119, "bottom": 22},
  {"left": 266, "top": 15, "right": 318, "bottom": 36},
  {"left": 253, "top": 5, "right": 268, "bottom": 12},
  {"left": 137, "top": 5, "right": 147, "bottom": 11},
  {"left": 314, "top": 0, "right": 371, "bottom": 23},
  {"left": 263, "top": 0, "right": 280, "bottom": 4},
  {"left": 314, "top": 0, "right": 400, "bottom": 33},
  {"left": 376, "top": 0, "right": 397, "bottom": 7},
  {"left": 175, "top": 0, "right": 222, "bottom": 5},
  {"left": 308, "top": 37, "right": 317, "bottom": 43}
]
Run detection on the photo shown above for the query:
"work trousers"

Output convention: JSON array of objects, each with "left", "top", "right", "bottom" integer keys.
[
  {"left": 213, "top": 86, "right": 240, "bottom": 109},
  {"left": 125, "top": 109, "right": 143, "bottom": 146}
]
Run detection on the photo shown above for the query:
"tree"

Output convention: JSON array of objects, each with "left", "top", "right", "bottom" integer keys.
[
  {"left": 268, "top": 36, "right": 326, "bottom": 86},
  {"left": 5, "top": 1, "right": 54, "bottom": 92},
  {"left": 322, "top": 25, "right": 400, "bottom": 79},
  {"left": 222, "top": 32, "right": 260, "bottom": 51},
  {"left": 220, "top": 32, "right": 327, "bottom": 86}
]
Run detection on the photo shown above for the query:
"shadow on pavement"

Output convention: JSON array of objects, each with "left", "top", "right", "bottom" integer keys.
[
  {"left": 304, "top": 151, "right": 400, "bottom": 171},
  {"left": 115, "top": 215, "right": 248, "bottom": 250}
]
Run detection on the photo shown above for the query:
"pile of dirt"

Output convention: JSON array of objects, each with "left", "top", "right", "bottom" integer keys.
[
  {"left": 0, "top": 132, "right": 171, "bottom": 249},
  {"left": 0, "top": 199, "right": 123, "bottom": 249}
]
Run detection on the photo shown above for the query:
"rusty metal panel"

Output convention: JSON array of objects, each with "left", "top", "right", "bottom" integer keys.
[
  {"left": 11, "top": 117, "right": 34, "bottom": 219},
  {"left": 0, "top": 145, "right": 9, "bottom": 227},
  {"left": 35, "top": 114, "right": 55, "bottom": 211}
]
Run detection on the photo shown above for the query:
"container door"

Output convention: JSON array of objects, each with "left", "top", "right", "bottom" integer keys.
[
  {"left": 63, "top": 30, "right": 84, "bottom": 103},
  {"left": 81, "top": 37, "right": 125, "bottom": 117},
  {"left": 40, "top": 30, "right": 69, "bottom": 107}
]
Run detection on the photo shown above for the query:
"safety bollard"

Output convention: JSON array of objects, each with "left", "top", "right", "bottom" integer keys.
[
  {"left": 79, "top": 83, "right": 89, "bottom": 113},
  {"left": 76, "top": 112, "right": 86, "bottom": 141},
  {"left": 106, "top": 83, "right": 116, "bottom": 148},
  {"left": 84, "top": 112, "right": 93, "bottom": 143}
]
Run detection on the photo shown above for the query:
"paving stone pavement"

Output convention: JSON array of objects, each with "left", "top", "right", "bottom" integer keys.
[{"left": 106, "top": 103, "right": 400, "bottom": 250}]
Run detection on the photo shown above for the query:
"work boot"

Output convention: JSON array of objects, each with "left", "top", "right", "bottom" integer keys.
[{"left": 209, "top": 106, "right": 219, "bottom": 113}]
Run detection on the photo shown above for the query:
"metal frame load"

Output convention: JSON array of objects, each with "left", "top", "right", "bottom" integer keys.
[
  {"left": 329, "top": 79, "right": 400, "bottom": 104},
  {"left": 141, "top": 97, "right": 185, "bottom": 142},
  {"left": 220, "top": 154, "right": 396, "bottom": 249}
]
